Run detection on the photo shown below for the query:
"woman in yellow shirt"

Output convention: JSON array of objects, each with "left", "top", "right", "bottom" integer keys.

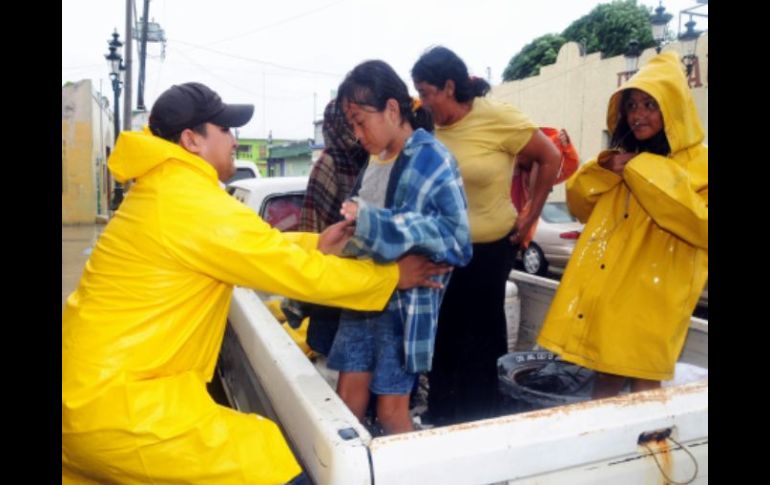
[{"left": 412, "top": 46, "right": 561, "bottom": 425}]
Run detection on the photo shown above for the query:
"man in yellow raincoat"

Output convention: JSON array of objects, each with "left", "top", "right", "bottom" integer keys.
[
  {"left": 536, "top": 52, "right": 707, "bottom": 398},
  {"left": 62, "top": 82, "right": 448, "bottom": 484}
]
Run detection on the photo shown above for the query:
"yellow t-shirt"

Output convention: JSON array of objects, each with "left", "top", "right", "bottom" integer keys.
[{"left": 436, "top": 97, "right": 536, "bottom": 242}]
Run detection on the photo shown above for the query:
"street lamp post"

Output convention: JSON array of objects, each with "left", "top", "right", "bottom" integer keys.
[
  {"left": 649, "top": 2, "right": 673, "bottom": 53},
  {"left": 105, "top": 30, "right": 125, "bottom": 211},
  {"left": 679, "top": 18, "right": 701, "bottom": 79},
  {"left": 617, "top": 39, "right": 641, "bottom": 86},
  {"left": 647, "top": 2, "right": 706, "bottom": 87}
]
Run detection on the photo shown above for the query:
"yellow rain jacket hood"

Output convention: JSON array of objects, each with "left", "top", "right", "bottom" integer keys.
[
  {"left": 62, "top": 128, "right": 399, "bottom": 483},
  {"left": 537, "top": 52, "right": 707, "bottom": 381}
]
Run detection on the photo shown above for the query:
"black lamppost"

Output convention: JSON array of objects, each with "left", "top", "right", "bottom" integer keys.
[
  {"left": 617, "top": 39, "right": 642, "bottom": 86},
  {"left": 105, "top": 30, "right": 125, "bottom": 210},
  {"left": 679, "top": 18, "right": 701, "bottom": 77},
  {"left": 649, "top": 2, "right": 673, "bottom": 53},
  {"left": 624, "top": 39, "right": 641, "bottom": 74}
]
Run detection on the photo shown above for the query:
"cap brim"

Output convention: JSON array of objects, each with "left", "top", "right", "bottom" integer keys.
[{"left": 210, "top": 104, "right": 254, "bottom": 128}]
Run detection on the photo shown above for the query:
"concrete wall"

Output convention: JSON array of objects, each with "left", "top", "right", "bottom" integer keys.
[
  {"left": 62, "top": 80, "right": 114, "bottom": 223},
  {"left": 491, "top": 34, "right": 708, "bottom": 201}
]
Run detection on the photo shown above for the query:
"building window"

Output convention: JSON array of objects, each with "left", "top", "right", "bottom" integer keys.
[{"left": 237, "top": 145, "right": 253, "bottom": 157}]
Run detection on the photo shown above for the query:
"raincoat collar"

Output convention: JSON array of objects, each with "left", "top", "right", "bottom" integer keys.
[{"left": 108, "top": 126, "right": 219, "bottom": 184}]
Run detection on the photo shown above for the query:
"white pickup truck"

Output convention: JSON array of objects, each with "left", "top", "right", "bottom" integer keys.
[{"left": 219, "top": 178, "right": 708, "bottom": 484}]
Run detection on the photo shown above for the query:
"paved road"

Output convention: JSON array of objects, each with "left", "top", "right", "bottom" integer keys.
[{"left": 62, "top": 224, "right": 104, "bottom": 309}]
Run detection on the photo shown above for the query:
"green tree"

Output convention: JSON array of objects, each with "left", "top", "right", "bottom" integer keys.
[
  {"left": 502, "top": 34, "right": 566, "bottom": 82},
  {"left": 502, "top": 0, "right": 657, "bottom": 81},
  {"left": 562, "top": 0, "right": 655, "bottom": 58}
]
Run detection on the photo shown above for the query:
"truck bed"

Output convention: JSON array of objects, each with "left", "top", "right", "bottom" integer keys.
[{"left": 218, "top": 271, "right": 708, "bottom": 484}]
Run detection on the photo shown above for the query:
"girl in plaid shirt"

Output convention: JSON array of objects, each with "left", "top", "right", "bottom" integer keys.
[{"left": 327, "top": 60, "right": 472, "bottom": 434}]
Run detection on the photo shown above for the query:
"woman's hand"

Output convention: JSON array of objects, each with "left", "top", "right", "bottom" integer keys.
[
  {"left": 599, "top": 150, "right": 635, "bottom": 176},
  {"left": 340, "top": 200, "right": 359, "bottom": 222},
  {"left": 317, "top": 219, "right": 355, "bottom": 255},
  {"left": 509, "top": 212, "right": 536, "bottom": 246}
]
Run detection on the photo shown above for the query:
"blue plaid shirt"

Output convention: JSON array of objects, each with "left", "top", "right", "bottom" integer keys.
[{"left": 343, "top": 128, "right": 472, "bottom": 372}]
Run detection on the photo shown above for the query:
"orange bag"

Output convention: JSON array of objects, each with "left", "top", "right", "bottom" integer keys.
[
  {"left": 541, "top": 127, "right": 579, "bottom": 184},
  {"left": 511, "top": 127, "right": 579, "bottom": 247}
]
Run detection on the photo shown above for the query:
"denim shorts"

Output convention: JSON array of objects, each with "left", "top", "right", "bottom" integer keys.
[{"left": 327, "top": 306, "right": 417, "bottom": 395}]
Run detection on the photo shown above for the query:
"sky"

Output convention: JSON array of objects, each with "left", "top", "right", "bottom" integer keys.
[{"left": 62, "top": 0, "right": 707, "bottom": 140}]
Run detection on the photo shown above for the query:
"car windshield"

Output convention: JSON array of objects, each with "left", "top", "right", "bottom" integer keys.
[
  {"left": 226, "top": 167, "right": 257, "bottom": 185},
  {"left": 541, "top": 202, "right": 577, "bottom": 223}
]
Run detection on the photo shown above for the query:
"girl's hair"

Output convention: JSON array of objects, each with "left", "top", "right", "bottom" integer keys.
[
  {"left": 411, "top": 46, "right": 490, "bottom": 102},
  {"left": 336, "top": 60, "right": 433, "bottom": 132},
  {"left": 610, "top": 89, "right": 671, "bottom": 155}
]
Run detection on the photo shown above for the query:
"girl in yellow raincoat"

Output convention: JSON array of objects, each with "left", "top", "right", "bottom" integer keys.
[
  {"left": 536, "top": 52, "right": 708, "bottom": 398},
  {"left": 62, "top": 82, "right": 447, "bottom": 484}
]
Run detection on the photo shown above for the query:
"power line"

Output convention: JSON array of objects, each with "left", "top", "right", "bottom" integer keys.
[
  {"left": 206, "top": 0, "right": 346, "bottom": 46},
  {"left": 170, "top": 47, "right": 263, "bottom": 98},
  {"left": 169, "top": 39, "right": 342, "bottom": 77},
  {"left": 167, "top": 46, "right": 314, "bottom": 102}
]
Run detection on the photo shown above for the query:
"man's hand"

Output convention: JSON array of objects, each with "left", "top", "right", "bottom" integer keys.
[
  {"left": 318, "top": 219, "right": 355, "bottom": 255},
  {"left": 396, "top": 254, "right": 452, "bottom": 290}
]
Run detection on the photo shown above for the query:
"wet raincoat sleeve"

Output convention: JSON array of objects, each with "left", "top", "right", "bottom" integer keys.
[
  {"left": 565, "top": 156, "right": 623, "bottom": 223},
  {"left": 624, "top": 152, "right": 708, "bottom": 249},
  {"left": 282, "top": 231, "right": 320, "bottom": 250},
  {"left": 163, "top": 188, "right": 398, "bottom": 311}
]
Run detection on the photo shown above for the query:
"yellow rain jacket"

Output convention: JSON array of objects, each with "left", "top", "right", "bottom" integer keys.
[
  {"left": 62, "top": 128, "right": 399, "bottom": 484},
  {"left": 536, "top": 52, "right": 708, "bottom": 381}
]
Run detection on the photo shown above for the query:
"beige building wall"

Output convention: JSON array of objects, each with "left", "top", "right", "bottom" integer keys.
[
  {"left": 491, "top": 34, "right": 708, "bottom": 201},
  {"left": 62, "top": 80, "right": 115, "bottom": 223}
]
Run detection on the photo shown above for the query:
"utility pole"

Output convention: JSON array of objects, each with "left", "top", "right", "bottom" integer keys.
[
  {"left": 136, "top": 0, "right": 150, "bottom": 111},
  {"left": 123, "top": 0, "right": 133, "bottom": 131}
]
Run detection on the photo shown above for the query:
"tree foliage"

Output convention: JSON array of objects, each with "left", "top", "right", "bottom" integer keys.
[
  {"left": 502, "top": 0, "right": 657, "bottom": 81},
  {"left": 502, "top": 34, "right": 566, "bottom": 82}
]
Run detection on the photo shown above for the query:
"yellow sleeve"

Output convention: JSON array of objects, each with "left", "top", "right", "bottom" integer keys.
[
  {"left": 163, "top": 192, "right": 397, "bottom": 311},
  {"left": 282, "top": 231, "right": 319, "bottom": 251},
  {"left": 624, "top": 151, "right": 708, "bottom": 249},
  {"left": 496, "top": 103, "right": 537, "bottom": 156},
  {"left": 566, "top": 155, "right": 623, "bottom": 223}
]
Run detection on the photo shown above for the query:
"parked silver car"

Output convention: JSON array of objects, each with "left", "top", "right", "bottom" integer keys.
[{"left": 520, "top": 202, "right": 583, "bottom": 275}]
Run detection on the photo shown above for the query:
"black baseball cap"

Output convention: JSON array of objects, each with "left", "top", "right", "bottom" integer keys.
[{"left": 149, "top": 82, "right": 254, "bottom": 139}]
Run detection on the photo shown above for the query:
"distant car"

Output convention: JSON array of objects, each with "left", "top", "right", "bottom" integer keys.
[
  {"left": 519, "top": 201, "right": 583, "bottom": 276},
  {"left": 225, "top": 160, "right": 261, "bottom": 186},
  {"left": 227, "top": 176, "right": 308, "bottom": 231}
]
